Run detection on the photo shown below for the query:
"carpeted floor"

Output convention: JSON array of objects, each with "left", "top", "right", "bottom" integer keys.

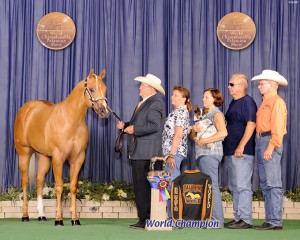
[{"left": 0, "top": 218, "right": 299, "bottom": 240}]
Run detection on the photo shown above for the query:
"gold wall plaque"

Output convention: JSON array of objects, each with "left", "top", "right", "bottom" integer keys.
[
  {"left": 217, "top": 12, "right": 256, "bottom": 50},
  {"left": 36, "top": 12, "right": 76, "bottom": 50}
]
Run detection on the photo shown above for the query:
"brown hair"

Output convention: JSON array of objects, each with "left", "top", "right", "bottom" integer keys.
[
  {"left": 204, "top": 88, "right": 224, "bottom": 107},
  {"left": 173, "top": 86, "right": 192, "bottom": 112}
]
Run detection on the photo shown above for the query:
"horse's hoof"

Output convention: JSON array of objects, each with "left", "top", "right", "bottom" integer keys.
[
  {"left": 38, "top": 216, "right": 47, "bottom": 221},
  {"left": 71, "top": 220, "right": 81, "bottom": 226},
  {"left": 54, "top": 220, "right": 64, "bottom": 226},
  {"left": 21, "top": 217, "right": 29, "bottom": 222}
]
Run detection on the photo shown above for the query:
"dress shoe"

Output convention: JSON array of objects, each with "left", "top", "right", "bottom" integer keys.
[
  {"left": 224, "top": 220, "right": 237, "bottom": 228},
  {"left": 129, "top": 221, "right": 145, "bottom": 229},
  {"left": 254, "top": 222, "right": 267, "bottom": 228},
  {"left": 227, "top": 220, "right": 253, "bottom": 229},
  {"left": 255, "top": 222, "right": 283, "bottom": 230}
]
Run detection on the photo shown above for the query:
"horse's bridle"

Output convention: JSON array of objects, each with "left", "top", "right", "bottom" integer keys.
[
  {"left": 84, "top": 76, "right": 108, "bottom": 109},
  {"left": 84, "top": 75, "right": 122, "bottom": 121}
]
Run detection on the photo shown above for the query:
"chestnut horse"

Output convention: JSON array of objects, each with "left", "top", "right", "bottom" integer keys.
[{"left": 14, "top": 69, "right": 109, "bottom": 226}]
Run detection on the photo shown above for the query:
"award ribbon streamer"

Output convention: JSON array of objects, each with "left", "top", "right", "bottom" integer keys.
[{"left": 148, "top": 176, "right": 170, "bottom": 202}]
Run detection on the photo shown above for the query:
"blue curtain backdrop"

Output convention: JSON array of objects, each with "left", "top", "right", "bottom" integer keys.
[{"left": 0, "top": 0, "right": 299, "bottom": 190}]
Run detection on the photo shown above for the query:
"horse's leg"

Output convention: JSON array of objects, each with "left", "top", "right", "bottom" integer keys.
[
  {"left": 36, "top": 154, "right": 51, "bottom": 221},
  {"left": 52, "top": 153, "right": 65, "bottom": 226},
  {"left": 18, "top": 148, "right": 33, "bottom": 222},
  {"left": 69, "top": 152, "right": 85, "bottom": 226}
]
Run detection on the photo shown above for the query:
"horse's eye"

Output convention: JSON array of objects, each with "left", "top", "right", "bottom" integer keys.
[{"left": 89, "top": 88, "right": 95, "bottom": 93}]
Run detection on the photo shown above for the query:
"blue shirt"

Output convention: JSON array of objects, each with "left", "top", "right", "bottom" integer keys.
[{"left": 223, "top": 95, "right": 257, "bottom": 156}]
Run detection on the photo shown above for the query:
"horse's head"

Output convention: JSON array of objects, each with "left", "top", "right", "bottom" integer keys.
[{"left": 84, "top": 69, "right": 110, "bottom": 118}]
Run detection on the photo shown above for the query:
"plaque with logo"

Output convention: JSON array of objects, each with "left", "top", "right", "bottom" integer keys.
[
  {"left": 217, "top": 12, "right": 256, "bottom": 50},
  {"left": 36, "top": 12, "right": 76, "bottom": 50}
]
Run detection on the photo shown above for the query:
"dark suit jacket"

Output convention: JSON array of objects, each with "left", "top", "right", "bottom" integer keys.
[{"left": 126, "top": 94, "right": 165, "bottom": 160}]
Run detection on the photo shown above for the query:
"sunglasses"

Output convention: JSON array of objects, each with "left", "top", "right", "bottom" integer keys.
[{"left": 228, "top": 83, "right": 241, "bottom": 87}]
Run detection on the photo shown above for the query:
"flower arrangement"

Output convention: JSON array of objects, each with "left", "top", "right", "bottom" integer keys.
[
  {"left": 220, "top": 187, "right": 233, "bottom": 202},
  {"left": 0, "top": 179, "right": 135, "bottom": 202},
  {"left": 285, "top": 186, "right": 300, "bottom": 202},
  {"left": 1, "top": 180, "right": 299, "bottom": 203},
  {"left": 220, "top": 187, "right": 300, "bottom": 202}
]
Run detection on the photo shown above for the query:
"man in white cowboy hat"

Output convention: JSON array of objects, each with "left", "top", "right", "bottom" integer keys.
[
  {"left": 117, "top": 73, "right": 165, "bottom": 229},
  {"left": 251, "top": 69, "right": 288, "bottom": 230}
]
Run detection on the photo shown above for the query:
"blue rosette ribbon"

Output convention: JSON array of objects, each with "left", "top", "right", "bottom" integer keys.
[{"left": 148, "top": 176, "right": 170, "bottom": 202}]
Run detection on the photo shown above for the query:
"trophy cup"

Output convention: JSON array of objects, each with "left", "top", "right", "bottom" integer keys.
[{"left": 146, "top": 155, "right": 172, "bottom": 231}]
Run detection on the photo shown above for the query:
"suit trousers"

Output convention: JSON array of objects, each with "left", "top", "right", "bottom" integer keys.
[{"left": 131, "top": 160, "right": 152, "bottom": 222}]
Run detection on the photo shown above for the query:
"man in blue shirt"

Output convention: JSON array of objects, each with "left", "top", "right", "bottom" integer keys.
[{"left": 223, "top": 73, "right": 257, "bottom": 229}]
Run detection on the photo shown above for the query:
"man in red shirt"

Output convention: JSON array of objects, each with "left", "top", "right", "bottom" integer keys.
[{"left": 251, "top": 70, "right": 288, "bottom": 230}]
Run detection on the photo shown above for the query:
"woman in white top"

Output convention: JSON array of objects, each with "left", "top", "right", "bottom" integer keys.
[{"left": 162, "top": 85, "right": 191, "bottom": 217}]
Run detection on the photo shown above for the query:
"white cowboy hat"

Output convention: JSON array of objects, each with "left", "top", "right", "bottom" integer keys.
[
  {"left": 251, "top": 69, "right": 288, "bottom": 86},
  {"left": 134, "top": 73, "right": 165, "bottom": 95}
]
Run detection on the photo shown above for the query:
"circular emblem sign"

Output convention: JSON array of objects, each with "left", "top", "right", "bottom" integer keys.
[
  {"left": 36, "top": 12, "right": 76, "bottom": 50},
  {"left": 217, "top": 12, "right": 256, "bottom": 50}
]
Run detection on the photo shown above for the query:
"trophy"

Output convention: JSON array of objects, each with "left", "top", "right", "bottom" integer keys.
[{"left": 146, "top": 155, "right": 172, "bottom": 231}]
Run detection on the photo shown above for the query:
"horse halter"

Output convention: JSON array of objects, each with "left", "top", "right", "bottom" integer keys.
[
  {"left": 84, "top": 75, "right": 123, "bottom": 121},
  {"left": 84, "top": 75, "right": 108, "bottom": 109}
]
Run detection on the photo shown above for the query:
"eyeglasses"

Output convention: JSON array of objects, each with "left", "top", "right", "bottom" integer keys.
[{"left": 228, "top": 83, "right": 240, "bottom": 87}]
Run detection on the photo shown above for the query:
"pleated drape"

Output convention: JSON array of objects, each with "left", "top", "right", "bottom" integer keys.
[{"left": 0, "top": 0, "right": 299, "bottom": 190}]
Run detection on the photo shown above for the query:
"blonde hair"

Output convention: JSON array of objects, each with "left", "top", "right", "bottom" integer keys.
[{"left": 232, "top": 73, "right": 249, "bottom": 88}]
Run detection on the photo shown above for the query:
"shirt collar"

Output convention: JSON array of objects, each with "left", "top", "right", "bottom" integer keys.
[
  {"left": 176, "top": 105, "right": 187, "bottom": 110},
  {"left": 142, "top": 93, "right": 156, "bottom": 102},
  {"left": 263, "top": 91, "right": 277, "bottom": 100}
]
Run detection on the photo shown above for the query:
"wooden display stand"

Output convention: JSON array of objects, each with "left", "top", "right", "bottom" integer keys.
[{"left": 145, "top": 156, "right": 172, "bottom": 231}]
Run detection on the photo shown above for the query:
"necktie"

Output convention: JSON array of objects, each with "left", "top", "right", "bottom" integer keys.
[{"left": 135, "top": 101, "right": 143, "bottom": 112}]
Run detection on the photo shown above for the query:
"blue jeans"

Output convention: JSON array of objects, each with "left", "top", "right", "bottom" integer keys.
[
  {"left": 198, "top": 155, "right": 224, "bottom": 227},
  {"left": 165, "top": 153, "right": 184, "bottom": 218},
  {"left": 256, "top": 135, "right": 283, "bottom": 226},
  {"left": 225, "top": 155, "right": 254, "bottom": 225}
]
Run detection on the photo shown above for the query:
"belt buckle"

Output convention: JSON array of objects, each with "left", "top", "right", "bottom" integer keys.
[{"left": 256, "top": 132, "right": 262, "bottom": 138}]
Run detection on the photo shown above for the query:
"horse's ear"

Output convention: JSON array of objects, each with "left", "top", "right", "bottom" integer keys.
[
  {"left": 99, "top": 68, "right": 106, "bottom": 80},
  {"left": 88, "top": 69, "right": 95, "bottom": 78}
]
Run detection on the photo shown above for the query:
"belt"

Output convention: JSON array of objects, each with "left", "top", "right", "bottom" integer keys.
[{"left": 256, "top": 131, "right": 271, "bottom": 138}]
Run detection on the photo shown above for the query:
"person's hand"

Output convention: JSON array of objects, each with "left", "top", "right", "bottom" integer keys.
[
  {"left": 263, "top": 146, "right": 274, "bottom": 161},
  {"left": 124, "top": 125, "right": 134, "bottom": 134},
  {"left": 196, "top": 138, "right": 206, "bottom": 147},
  {"left": 234, "top": 146, "right": 244, "bottom": 158},
  {"left": 117, "top": 121, "right": 125, "bottom": 129},
  {"left": 193, "top": 122, "right": 202, "bottom": 133},
  {"left": 167, "top": 157, "right": 176, "bottom": 170}
]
